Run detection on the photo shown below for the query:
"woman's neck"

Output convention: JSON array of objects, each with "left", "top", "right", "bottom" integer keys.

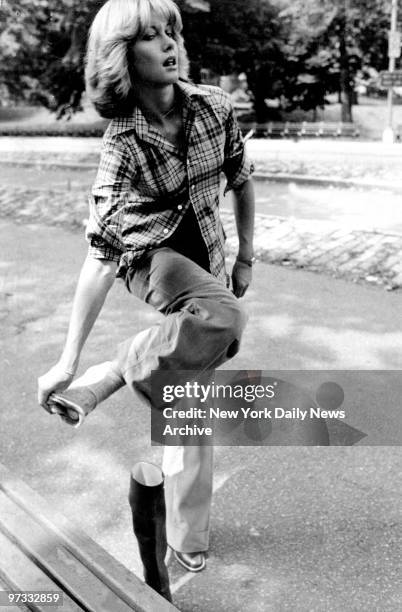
[{"left": 135, "top": 84, "right": 177, "bottom": 125}]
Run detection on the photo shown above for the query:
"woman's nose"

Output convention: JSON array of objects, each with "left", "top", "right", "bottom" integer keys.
[{"left": 162, "top": 33, "right": 174, "bottom": 51}]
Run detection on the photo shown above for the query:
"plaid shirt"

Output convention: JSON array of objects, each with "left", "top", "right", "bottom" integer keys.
[{"left": 86, "top": 80, "right": 254, "bottom": 282}]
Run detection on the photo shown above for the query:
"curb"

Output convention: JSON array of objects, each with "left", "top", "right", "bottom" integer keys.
[
  {"left": 219, "top": 209, "right": 402, "bottom": 291},
  {"left": 0, "top": 159, "right": 99, "bottom": 171}
]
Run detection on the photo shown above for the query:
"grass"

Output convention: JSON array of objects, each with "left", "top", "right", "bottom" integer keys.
[{"left": 0, "top": 102, "right": 108, "bottom": 136}]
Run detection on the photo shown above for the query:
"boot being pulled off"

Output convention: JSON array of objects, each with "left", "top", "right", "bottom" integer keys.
[{"left": 48, "top": 361, "right": 124, "bottom": 428}]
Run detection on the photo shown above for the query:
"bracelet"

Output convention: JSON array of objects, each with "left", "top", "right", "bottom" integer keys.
[
  {"left": 58, "top": 365, "right": 76, "bottom": 376},
  {"left": 236, "top": 256, "right": 256, "bottom": 267},
  {"left": 63, "top": 369, "right": 76, "bottom": 377}
]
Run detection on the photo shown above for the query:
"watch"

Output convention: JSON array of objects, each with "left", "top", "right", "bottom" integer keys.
[{"left": 236, "top": 255, "right": 256, "bottom": 267}]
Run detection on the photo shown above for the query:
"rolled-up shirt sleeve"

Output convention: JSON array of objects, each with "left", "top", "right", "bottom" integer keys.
[
  {"left": 86, "top": 140, "right": 133, "bottom": 261},
  {"left": 222, "top": 99, "right": 254, "bottom": 194}
]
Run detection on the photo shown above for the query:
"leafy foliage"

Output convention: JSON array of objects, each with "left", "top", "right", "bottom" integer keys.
[
  {"left": 0, "top": 0, "right": 101, "bottom": 117},
  {"left": 0, "top": 0, "right": 392, "bottom": 120},
  {"left": 279, "top": 0, "right": 390, "bottom": 119},
  {"left": 177, "top": 0, "right": 287, "bottom": 120}
]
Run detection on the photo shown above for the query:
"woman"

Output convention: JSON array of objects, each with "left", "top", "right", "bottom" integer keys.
[{"left": 38, "top": 0, "right": 255, "bottom": 573}]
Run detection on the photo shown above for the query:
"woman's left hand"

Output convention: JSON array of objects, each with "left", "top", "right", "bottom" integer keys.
[{"left": 231, "top": 260, "right": 252, "bottom": 298}]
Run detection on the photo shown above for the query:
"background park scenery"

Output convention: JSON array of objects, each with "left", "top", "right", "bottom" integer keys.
[{"left": 1, "top": 0, "right": 402, "bottom": 139}]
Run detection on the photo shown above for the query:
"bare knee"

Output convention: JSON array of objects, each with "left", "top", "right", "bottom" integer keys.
[{"left": 180, "top": 295, "right": 248, "bottom": 365}]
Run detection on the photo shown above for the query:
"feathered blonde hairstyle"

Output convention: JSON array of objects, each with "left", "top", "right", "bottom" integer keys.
[{"left": 85, "top": 0, "right": 189, "bottom": 118}]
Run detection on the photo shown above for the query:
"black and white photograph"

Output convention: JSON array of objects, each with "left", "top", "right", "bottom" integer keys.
[{"left": 0, "top": 0, "right": 401, "bottom": 610}]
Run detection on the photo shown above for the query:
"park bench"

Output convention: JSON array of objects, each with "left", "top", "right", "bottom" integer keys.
[
  {"left": 233, "top": 101, "right": 254, "bottom": 114},
  {"left": 0, "top": 463, "right": 177, "bottom": 612},
  {"left": 312, "top": 122, "right": 360, "bottom": 138},
  {"left": 241, "top": 121, "right": 360, "bottom": 139}
]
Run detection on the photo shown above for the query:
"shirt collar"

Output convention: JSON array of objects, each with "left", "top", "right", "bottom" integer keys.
[
  {"left": 177, "top": 80, "right": 212, "bottom": 102},
  {"left": 107, "top": 80, "right": 211, "bottom": 138}
]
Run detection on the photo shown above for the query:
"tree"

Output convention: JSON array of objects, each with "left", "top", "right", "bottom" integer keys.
[
  {"left": 0, "top": 0, "right": 101, "bottom": 117},
  {"left": 0, "top": 0, "right": 390, "bottom": 121},
  {"left": 279, "top": 0, "right": 390, "bottom": 121},
  {"left": 178, "top": 0, "right": 287, "bottom": 121}
]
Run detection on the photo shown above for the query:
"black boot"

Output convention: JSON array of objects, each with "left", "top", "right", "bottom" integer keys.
[{"left": 128, "top": 462, "right": 172, "bottom": 602}]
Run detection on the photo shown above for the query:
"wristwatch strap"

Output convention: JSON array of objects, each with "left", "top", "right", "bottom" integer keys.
[{"left": 236, "top": 256, "right": 256, "bottom": 267}]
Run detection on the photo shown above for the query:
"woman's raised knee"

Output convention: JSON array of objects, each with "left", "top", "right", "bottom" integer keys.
[
  {"left": 182, "top": 295, "right": 247, "bottom": 345},
  {"left": 222, "top": 298, "right": 248, "bottom": 342}
]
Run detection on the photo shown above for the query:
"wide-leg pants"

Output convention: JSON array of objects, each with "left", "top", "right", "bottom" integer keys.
[{"left": 117, "top": 247, "right": 247, "bottom": 552}]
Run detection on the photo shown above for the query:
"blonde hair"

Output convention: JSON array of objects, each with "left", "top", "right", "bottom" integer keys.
[{"left": 85, "top": 0, "right": 189, "bottom": 118}]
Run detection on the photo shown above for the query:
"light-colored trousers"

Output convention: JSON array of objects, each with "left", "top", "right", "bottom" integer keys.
[
  {"left": 117, "top": 247, "right": 247, "bottom": 552},
  {"left": 163, "top": 445, "right": 214, "bottom": 552}
]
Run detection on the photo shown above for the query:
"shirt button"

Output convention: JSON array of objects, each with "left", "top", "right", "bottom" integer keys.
[
  {"left": 177, "top": 205, "right": 183, "bottom": 211},
  {"left": 163, "top": 228, "right": 169, "bottom": 234}
]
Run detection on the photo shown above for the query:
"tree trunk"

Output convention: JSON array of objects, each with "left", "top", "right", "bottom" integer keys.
[
  {"left": 340, "top": 68, "right": 353, "bottom": 122},
  {"left": 338, "top": 15, "right": 353, "bottom": 123}
]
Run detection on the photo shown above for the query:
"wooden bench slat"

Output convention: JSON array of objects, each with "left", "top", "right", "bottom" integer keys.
[
  {"left": 0, "top": 530, "right": 81, "bottom": 611},
  {"left": 0, "top": 574, "right": 31, "bottom": 612},
  {"left": 0, "top": 491, "right": 136, "bottom": 612},
  {"left": 0, "top": 464, "right": 177, "bottom": 612}
]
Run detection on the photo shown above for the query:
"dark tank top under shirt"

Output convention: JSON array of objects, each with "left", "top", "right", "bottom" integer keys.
[{"left": 163, "top": 205, "right": 210, "bottom": 273}]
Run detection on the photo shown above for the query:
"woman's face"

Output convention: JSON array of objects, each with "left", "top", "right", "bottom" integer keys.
[{"left": 130, "top": 14, "right": 179, "bottom": 87}]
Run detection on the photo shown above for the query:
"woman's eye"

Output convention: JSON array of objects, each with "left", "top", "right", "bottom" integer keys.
[{"left": 142, "top": 27, "right": 174, "bottom": 40}]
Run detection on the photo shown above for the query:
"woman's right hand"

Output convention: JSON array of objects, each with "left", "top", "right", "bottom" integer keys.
[{"left": 37, "top": 364, "right": 75, "bottom": 413}]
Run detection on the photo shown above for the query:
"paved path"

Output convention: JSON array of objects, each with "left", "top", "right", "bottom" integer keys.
[
  {"left": 1, "top": 220, "right": 401, "bottom": 611},
  {"left": 1, "top": 183, "right": 401, "bottom": 290},
  {"left": 2, "top": 136, "right": 402, "bottom": 185},
  {"left": 223, "top": 207, "right": 402, "bottom": 290}
]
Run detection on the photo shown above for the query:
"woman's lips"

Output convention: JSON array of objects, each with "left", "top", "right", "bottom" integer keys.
[{"left": 163, "top": 57, "right": 177, "bottom": 67}]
